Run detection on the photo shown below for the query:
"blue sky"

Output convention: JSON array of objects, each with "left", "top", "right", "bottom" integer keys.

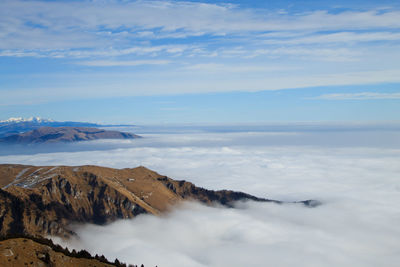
[{"left": 1, "top": 0, "right": 400, "bottom": 124}]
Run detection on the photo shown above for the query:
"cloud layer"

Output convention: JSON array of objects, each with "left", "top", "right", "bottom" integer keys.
[
  {"left": 1, "top": 130, "right": 400, "bottom": 266},
  {"left": 2, "top": 1, "right": 400, "bottom": 52},
  {"left": 56, "top": 199, "right": 400, "bottom": 267}
]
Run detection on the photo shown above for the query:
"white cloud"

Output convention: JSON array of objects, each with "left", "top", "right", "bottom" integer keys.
[
  {"left": 262, "top": 31, "right": 400, "bottom": 45},
  {"left": 314, "top": 92, "right": 400, "bottom": 100},
  {"left": 247, "top": 47, "right": 361, "bottom": 61},
  {"left": 1, "top": 1, "right": 400, "bottom": 100},
  {"left": 2, "top": 69, "right": 400, "bottom": 106},
  {"left": 182, "top": 63, "right": 294, "bottom": 73},
  {"left": 55, "top": 199, "right": 400, "bottom": 267},
  {"left": 0, "top": 45, "right": 193, "bottom": 59},
  {"left": 1, "top": 131, "right": 400, "bottom": 266},
  {"left": 1, "top": 1, "right": 400, "bottom": 52},
  {"left": 77, "top": 59, "right": 170, "bottom": 67}
]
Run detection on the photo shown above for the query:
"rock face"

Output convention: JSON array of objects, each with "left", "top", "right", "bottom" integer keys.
[
  {"left": 0, "top": 127, "right": 140, "bottom": 144},
  {"left": 0, "top": 164, "right": 283, "bottom": 238}
]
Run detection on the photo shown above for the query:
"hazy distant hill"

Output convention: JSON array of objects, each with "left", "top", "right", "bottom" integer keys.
[
  {"left": 0, "top": 117, "right": 102, "bottom": 138},
  {"left": 0, "top": 127, "right": 140, "bottom": 144}
]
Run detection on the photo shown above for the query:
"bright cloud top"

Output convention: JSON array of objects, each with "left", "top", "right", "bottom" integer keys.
[{"left": 58, "top": 199, "right": 400, "bottom": 267}]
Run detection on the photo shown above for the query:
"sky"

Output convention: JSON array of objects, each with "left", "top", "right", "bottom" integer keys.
[
  {"left": 2, "top": 131, "right": 399, "bottom": 266},
  {"left": 1, "top": 0, "right": 400, "bottom": 124}
]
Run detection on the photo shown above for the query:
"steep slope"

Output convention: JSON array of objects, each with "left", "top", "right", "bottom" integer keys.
[
  {"left": 0, "top": 127, "right": 140, "bottom": 144},
  {"left": 0, "top": 236, "right": 122, "bottom": 267},
  {"left": 0, "top": 164, "right": 316, "bottom": 239}
]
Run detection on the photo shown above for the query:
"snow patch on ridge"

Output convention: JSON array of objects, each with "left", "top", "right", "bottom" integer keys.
[{"left": 3, "top": 167, "right": 31, "bottom": 189}]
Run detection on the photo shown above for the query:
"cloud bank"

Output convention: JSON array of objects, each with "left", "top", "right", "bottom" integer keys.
[
  {"left": 56, "top": 199, "right": 400, "bottom": 267},
  {"left": 1, "top": 130, "right": 400, "bottom": 266}
]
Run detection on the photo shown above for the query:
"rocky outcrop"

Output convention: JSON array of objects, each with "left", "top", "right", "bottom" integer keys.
[
  {"left": 156, "top": 176, "right": 280, "bottom": 207},
  {"left": 0, "top": 166, "right": 153, "bottom": 237}
]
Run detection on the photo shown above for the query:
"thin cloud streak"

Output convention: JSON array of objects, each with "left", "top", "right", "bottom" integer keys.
[
  {"left": 314, "top": 92, "right": 400, "bottom": 100},
  {"left": 77, "top": 59, "right": 170, "bottom": 67},
  {"left": 182, "top": 63, "right": 295, "bottom": 73},
  {"left": 0, "top": 45, "right": 193, "bottom": 58},
  {"left": 262, "top": 31, "right": 400, "bottom": 45},
  {"left": 2, "top": 69, "right": 400, "bottom": 106}
]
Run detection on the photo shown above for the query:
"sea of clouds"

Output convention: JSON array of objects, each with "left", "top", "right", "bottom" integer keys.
[{"left": 1, "top": 127, "right": 400, "bottom": 267}]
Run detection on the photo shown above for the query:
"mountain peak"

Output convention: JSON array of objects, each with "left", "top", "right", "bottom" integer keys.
[
  {"left": 0, "top": 117, "right": 54, "bottom": 124},
  {"left": 0, "top": 126, "right": 140, "bottom": 144},
  {"left": 0, "top": 118, "right": 102, "bottom": 138}
]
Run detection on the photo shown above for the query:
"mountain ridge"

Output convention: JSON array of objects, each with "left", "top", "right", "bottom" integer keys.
[
  {"left": 0, "top": 164, "right": 318, "bottom": 239},
  {"left": 0, "top": 127, "right": 140, "bottom": 144},
  {"left": 0, "top": 117, "right": 135, "bottom": 138},
  {"left": 0, "top": 117, "right": 55, "bottom": 124}
]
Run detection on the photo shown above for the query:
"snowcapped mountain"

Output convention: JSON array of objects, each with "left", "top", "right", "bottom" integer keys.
[
  {"left": 0, "top": 117, "right": 101, "bottom": 138},
  {"left": 0, "top": 126, "right": 141, "bottom": 144},
  {"left": 0, "top": 117, "right": 54, "bottom": 124}
]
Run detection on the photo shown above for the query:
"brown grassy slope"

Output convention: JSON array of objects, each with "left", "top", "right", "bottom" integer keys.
[{"left": 0, "top": 237, "right": 116, "bottom": 267}]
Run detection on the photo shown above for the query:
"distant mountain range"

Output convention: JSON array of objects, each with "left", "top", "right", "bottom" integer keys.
[
  {"left": 0, "top": 117, "right": 56, "bottom": 124},
  {"left": 0, "top": 127, "right": 140, "bottom": 144},
  {"left": 0, "top": 117, "right": 133, "bottom": 138}
]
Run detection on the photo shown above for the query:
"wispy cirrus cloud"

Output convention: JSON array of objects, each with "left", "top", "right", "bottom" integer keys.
[
  {"left": 1, "top": 0, "right": 400, "bottom": 105},
  {"left": 262, "top": 31, "right": 400, "bottom": 45},
  {"left": 182, "top": 63, "right": 294, "bottom": 73},
  {"left": 314, "top": 92, "right": 400, "bottom": 100},
  {"left": 2, "top": 69, "right": 400, "bottom": 107},
  {"left": 1, "top": 0, "right": 400, "bottom": 56},
  {"left": 77, "top": 59, "right": 170, "bottom": 67},
  {"left": 0, "top": 45, "right": 193, "bottom": 59},
  {"left": 245, "top": 47, "right": 362, "bottom": 61}
]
